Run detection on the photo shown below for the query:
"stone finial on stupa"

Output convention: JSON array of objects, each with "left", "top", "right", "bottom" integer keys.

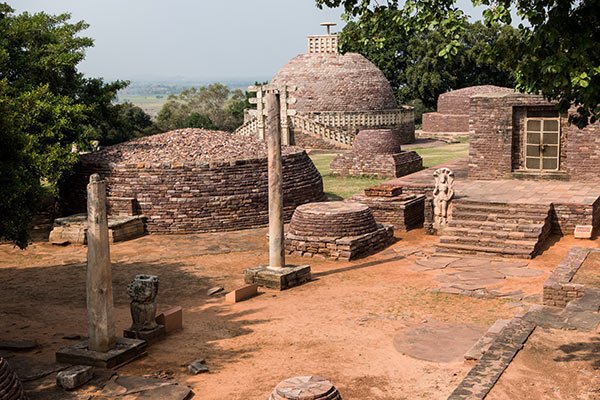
[{"left": 307, "top": 22, "right": 339, "bottom": 54}]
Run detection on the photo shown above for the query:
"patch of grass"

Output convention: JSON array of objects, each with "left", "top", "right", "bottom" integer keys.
[
  {"left": 309, "top": 153, "right": 384, "bottom": 199},
  {"left": 413, "top": 142, "right": 469, "bottom": 168}
]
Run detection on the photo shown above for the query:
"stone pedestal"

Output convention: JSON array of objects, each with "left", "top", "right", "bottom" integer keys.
[
  {"left": 56, "top": 337, "right": 146, "bottom": 369},
  {"left": 123, "top": 325, "right": 166, "bottom": 345},
  {"left": 244, "top": 265, "right": 311, "bottom": 290}
]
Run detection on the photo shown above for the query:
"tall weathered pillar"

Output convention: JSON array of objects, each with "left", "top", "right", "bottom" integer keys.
[
  {"left": 266, "top": 92, "right": 285, "bottom": 269},
  {"left": 56, "top": 175, "right": 147, "bottom": 367},
  {"left": 244, "top": 85, "right": 311, "bottom": 291},
  {"left": 86, "top": 174, "right": 116, "bottom": 352}
]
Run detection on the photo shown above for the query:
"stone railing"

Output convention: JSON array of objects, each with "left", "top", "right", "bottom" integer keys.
[
  {"left": 234, "top": 117, "right": 258, "bottom": 137},
  {"left": 290, "top": 115, "right": 354, "bottom": 146},
  {"left": 307, "top": 107, "right": 414, "bottom": 129},
  {"left": 234, "top": 115, "right": 354, "bottom": 146}
]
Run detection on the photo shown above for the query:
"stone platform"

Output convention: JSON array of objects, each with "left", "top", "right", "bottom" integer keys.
[
  {"left": 285, "top": 202, "right": 394, "bottom": 261},
  {"left": 244, "top": 265, "right": 311, "bottom": 290},
  {"left": 49, "top": 214, "right": 146, "bottom": 245},
  {"left": 385, "top": 158, "right": 600, "bottom": 236},
  {"left": 123, "top": 325, "right": 166, "bottom": 345},
  {"left": 330, "top": 129, "right": 422, "bottom": 178},
  {"left": 56, "top": 337, "right": 146, "bottom": 369},
  {"left": 351, "top": 191, "right": 425, "bottom": 231}
]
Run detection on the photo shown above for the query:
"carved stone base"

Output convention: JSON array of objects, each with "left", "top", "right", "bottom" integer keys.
[
  {"left": 244, "top": 265, "right": 311, "bottom": 290},
  {"left": 55, "top": 337, "right": 146, "bottom": 368},
  {"left": 123, "top": 325, "right": 166, "bottom": 345}
]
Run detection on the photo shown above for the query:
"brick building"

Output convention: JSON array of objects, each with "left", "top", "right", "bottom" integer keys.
[{"left": 468, "top": 92, "right": 600, "bottom": 181}]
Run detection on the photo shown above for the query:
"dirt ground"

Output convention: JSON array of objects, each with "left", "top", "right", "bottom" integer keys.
[
  {"left": 0, "top": 228, "right": 598, "bottom": 399},
  {"left": 487, "top": 327, "right": 600, "bottom": 400}
]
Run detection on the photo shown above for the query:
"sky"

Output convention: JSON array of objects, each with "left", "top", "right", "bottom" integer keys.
[{"left": 13, "top": 0, "right": 486, "bottom": 83}]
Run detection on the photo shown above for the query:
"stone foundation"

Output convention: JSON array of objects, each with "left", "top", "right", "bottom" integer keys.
[
  {"left": 330, "top": 151, "right": 422, "bottom": 178},
  {"left": 285, "top": 225, "right": 394, "bottom": 261},
  {"left": 350, "top": 193, "right": 425, "bottom": 231},
  {"left": 60, "top": 130, "right": 325, "bottom": 234},
  {"left": 244, "top": 265, "right": 311, "bottom": 290},
  {"left": 543, "top": 247, "right": 592, "bottom": 307},
  {"left": 330, "top": 128, "right": 422, "bottom": 178},
  {"left": 285, "top": 202, "right": 394, "bottom": 261},
  {"left": 49, "top": 214, "right": 146, "bottom": 244}
]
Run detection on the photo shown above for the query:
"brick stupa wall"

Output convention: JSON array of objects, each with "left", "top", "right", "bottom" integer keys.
[
  {"left": 422, "top": 85, "right": 514, "bottom": 135},
  {"left": 61, "top": 129, "right": 325, "bottom": 234}
]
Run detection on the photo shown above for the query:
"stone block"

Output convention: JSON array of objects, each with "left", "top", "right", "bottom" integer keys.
[
  {"left": 155, "top": 306, "right": 183, "bottom": 333},
  {"left": 123, "top": 325, "right": 166, "bottom": 345},
  {"left": 56, "top": 365, "right": 93, "bottom": 390},
  {"left": 225, "top": 284, "right": 259, "bottom": 303},
  {"left": 574, "top": 225, "right": 593, "bottom": 239},
  {"left": 244, "top": 265, "right": 311, "bottom": 290},
  {"left": 55, "top": 337, "right": 147, "bottom": 369}
]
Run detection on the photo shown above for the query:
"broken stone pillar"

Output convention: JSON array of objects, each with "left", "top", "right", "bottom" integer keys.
[
  {"left": 266, "top": 92, "right": 285, "bottom": 269},
  {"left": 86, "top": 174, "right": 116, "bottom": 352},
  {"left": 269, "top": 376, "right": 342, "bottom": 399},
  {"left": 56, "top": 175, "right": 146, "bottom": 368},
  {"left": 243, "top": 86, "right": 311, "bottom": 290}
]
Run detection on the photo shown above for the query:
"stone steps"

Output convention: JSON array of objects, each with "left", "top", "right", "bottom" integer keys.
[{"left": 436, "top": 200, "right": 552, "bottom": 259}]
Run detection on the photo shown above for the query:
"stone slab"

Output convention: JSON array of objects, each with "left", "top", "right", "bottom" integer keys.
[
  {"left": 244, "top": 265, "right": 311, "bottom": 290},
  {"left": 574, "top": 224, "right": 593, "bottom": 239},
  {"left": 225, "top": 284, "right": 259, "bottom": 303},
  {"left": 156, "top": 307, "right": 183, "bottom": 334},
  {"left": 123, "top": 325, "right": 166, "bottom": 345},
  {"left": 55, "top": 337, "right": 146, "bottom": 369},
  {"left": 56, "top": 365, "right": 93, "bottom": 390},
  {"left": 0, "top": 340, "right": 37, "bottom": 351}
]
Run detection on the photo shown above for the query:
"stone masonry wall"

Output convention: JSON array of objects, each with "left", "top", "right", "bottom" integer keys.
[
  {"left": 330, "top": 152, "right": 423, "bottom": 179},
  {"left": 62, "top": 151, "right": 325, "bottom": 234},
  {"left": 422, "top": 113, "right": 468, "bottom": 133},
  {"left": 543, "top": 247, "right": 590, "bottom": 307}
]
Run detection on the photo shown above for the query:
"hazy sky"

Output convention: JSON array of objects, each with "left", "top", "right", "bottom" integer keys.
[{"left": 13, "top": 1, "right": 485, "bottom": 83}]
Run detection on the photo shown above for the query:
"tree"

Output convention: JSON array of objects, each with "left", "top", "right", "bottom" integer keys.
[
  {"left": 90, "top": 102, "right": 159, "bottom": 146},
  {"left": 316, "top": 0, "right": 600, "bottom": 127},
  {"left": 156, "top": 83, "right": 248, "bottom": 132},
  {"left": 0, "top": 3, "right": 135, "bottom": 247},
  {"left": 340, "top": 15, "right": 517, "bottom": 110}
]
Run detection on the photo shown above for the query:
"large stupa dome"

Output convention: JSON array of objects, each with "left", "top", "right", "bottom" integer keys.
[{"left": 271, "top": 52, "right": 398, "bottom": 113}]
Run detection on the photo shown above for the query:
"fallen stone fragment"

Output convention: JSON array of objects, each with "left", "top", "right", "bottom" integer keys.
[
  {"left": 187, "top": 359, "right": 208, "bottom": 375},
  {"left": 0, "top": 340, "right": 37, "bottom": 350},
  {"left": 225, "top": 284, "right": 259, "bottom": 303},
  {"left": 62, "top": 334, "right": 82, "bottom": 340},
  {"left": 56, "top": 365, "right": 93, "bottom": 390},
  {"left": 206, "top": 286, "right": 224, "bottom": 296},
  {"left": 156, "top": 306, "right": 183, "bottom": 334}
]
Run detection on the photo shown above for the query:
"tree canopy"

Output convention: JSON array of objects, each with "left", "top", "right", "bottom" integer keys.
[
  {"left": 339, "top": 16, "right": 517, "bottom": 111},
  {"left": 316, "top": 0, "right": 600, "bottom": 127},
  {"left": 156, "top": 83, "right": 248, "bottom": 132},
  {"left": 0, "top": 3, "right": 152, "bottom": 247}
]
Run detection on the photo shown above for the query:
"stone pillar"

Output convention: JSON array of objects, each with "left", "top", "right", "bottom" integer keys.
[
  {"left": 266, "top": 92, "right": 285, "bottom": 269},
  {"left": 86, "top": 174, "right": 116, "bottom": 352}
]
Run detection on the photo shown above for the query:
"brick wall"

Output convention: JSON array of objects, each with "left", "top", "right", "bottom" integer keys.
[
  {"left": 61, "top": 151, "right": 325, "bottom": 234},
  {"left": 564, "top": 115, "right": 600, "bottom": 180},
  {"left": 422, "top": 113, "right": 469, "bottom": 133},
  {"left": 543, "top": 247, "right": 591, "bottom": 307},
  {"left": 330, "top": 152, "right": 422, "bottom": 179}
]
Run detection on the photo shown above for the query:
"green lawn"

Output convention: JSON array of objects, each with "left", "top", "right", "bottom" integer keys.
[
  {"left": 309, "top": 142, "right": 469, "bottom": 199},
  {"left": 309, "top": 153, "right": 385, "bottom": 200},
  {"left": 413, "top": 142, "right": 469, "bottom": 168}
]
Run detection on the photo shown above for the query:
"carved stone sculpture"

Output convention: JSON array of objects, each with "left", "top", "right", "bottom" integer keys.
[
  {"left": 127, "top": 275, "right": 159, "bottom": 332},
  {"left": 433, "top": 168, "right": 455, "bottom": 230}
]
